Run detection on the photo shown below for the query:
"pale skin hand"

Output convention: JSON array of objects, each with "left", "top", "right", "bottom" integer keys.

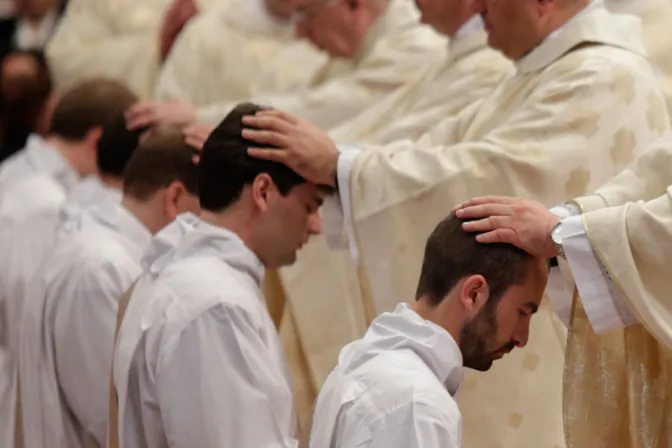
[
  {"left": 242, "top": 109, "right": 340, "bottom": 187},
  {"left": 124, "top": 100, "right": 197, "bottom": 130},
  {"left": 453, "top": 196, "right": 560, "bottom": 259},
  {"left": 183, "top": 122, "right": 214, "bottom": 150},
  {"left": 159, "top": 0, "right": 199, "bottom": 62}
]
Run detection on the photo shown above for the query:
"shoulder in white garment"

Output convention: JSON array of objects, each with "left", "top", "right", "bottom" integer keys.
[
  {"left": 114, "top": 216, "right": 298, "bottom": 448},
  {"left": 311, "top": 304, "right": 463, "bottom": 448},
  {"left": 19, "top": 201, "right": 150, "bottom": 448}
]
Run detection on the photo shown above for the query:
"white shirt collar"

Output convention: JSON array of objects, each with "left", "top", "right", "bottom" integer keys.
[
  {"left": 14, "top": 9, "right": 58, "bottom": 50},
  {"left": 91, "top": 201, "right": 152, "bottom": 254},
  {"left": 24, "top": 134, "right": 79, "bottom": 193},
  {"left": 453, "top": 14, "right": 484, "bottom": 40},
  {"left": 449, "top": 15, "right": 487, "bottom": 59},
  {"left": 142, "top": 215, "right": 265, "bottom": 286},
  {"left": 366, "top": 303, "right": 464, "bottom": 396},
  {"left": 515, "top": 0, "right": 645, "bottom": 74}
]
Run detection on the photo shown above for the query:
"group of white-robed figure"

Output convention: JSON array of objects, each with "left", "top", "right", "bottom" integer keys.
[{"left": 0, "top": 0, "right": 671, "bottom": 446}]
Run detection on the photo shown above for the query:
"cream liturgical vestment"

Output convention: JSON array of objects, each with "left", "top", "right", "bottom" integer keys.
[
  {"left": 19, "top": 200, "right": 148, "bottom": 448},
  {"left": 46, "top": 0, "right": 222, "bottom": 98},
  {"left": 545, "top": 135, "right": 672, "bottom": 448},
  {"left": 329, "top": 16, "right": 513, "bottom": 144},
  {"left": 156, "top": 0, "right": 327, "bottom": 107},
  {"left": 113, "top": 216, "right": 297, "bottom": 448},
  {"left": 323, "top": 4, "right": 670, "bottom": 447},
  {"left": 278, "top": 15, "right": 513, "bottom": 420},
  {"left": 195, "top": 0, "right": 445, "bottom": 129},
  {"left": 606, "top": 0, "right": 672, "bottom": 112}
]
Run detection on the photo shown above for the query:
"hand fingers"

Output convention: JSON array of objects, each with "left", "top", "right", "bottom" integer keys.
[
  {"left": 461, "top": 215, "right": 513, "bottom": 233},
  {"left": 184, "top": 135, "right": 205, "bottom": 150},
  {"left": 242, "top": 115, "right": 293, "bottom": 134},
  {"left": 453, "top": 196, "right": 516, "bottom": 211},
  {"left": 455, "top": 203, "right": 512, "bottom": 220},
  {"left": 127, "top": 110, "right": 158, "bottom": 130},
  {"left": 139, "top": 129, "right": 153, "bottom": 144},
  {"left": 253, "top": 109, "right": 300, "bottom": 125},
  {"left": 474, "top": 228, "right": 518, "bottom": 245},
  {"left": 242, "top": 128, "right": 289, "bottom": 148},
  {"left": 247, "top": 147, "right": 289, "bottom": 164},
  {"left": 125, "top": 103, "right": 157, "bottom": 129}
]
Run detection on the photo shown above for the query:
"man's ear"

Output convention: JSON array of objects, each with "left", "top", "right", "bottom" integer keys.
[
  {"left": 251, "top": 173, "right": 275, "bottom": 212},
  {"left": 86, "top": 126, "right": 103, "bottom": 150},
  {"left": 163, "top": 180, "right": 188, "bottom": 220},
  {"left": 459, "top": 275, "right": 490, "bottom": 318}
]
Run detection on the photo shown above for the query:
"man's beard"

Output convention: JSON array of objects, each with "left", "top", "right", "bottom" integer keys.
[{"left": 460, "top": 302, "right": 514, "bottom": 371}]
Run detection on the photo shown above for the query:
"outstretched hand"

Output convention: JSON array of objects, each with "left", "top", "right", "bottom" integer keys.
[
  {"left": 453, "top": 196, "right": 559, "bottom": 259},
  {"left": 125, "top": 100, "right": 196, "bottom": 130},
  {"left": 242, "top": 109, "right": 339, "bottom": 187},
  {"left": 183, "top": 122, "right": 214, "bottom": 150}
]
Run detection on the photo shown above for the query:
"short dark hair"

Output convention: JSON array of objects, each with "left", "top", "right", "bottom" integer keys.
[
  {"left": 49, "top": 78, "right": 137, "bottom": 141},
  {"left": 96, "top": 112, "right": 148, "bottom": 177},
  {"left": 198, "top": 102, "right": 308, "bottom": 212},
  {"left": 122, "top": 127, "right": 199, "bottom": 201},
  {"left": 416, "top": 213, "right": 533, "bottom": 306}
]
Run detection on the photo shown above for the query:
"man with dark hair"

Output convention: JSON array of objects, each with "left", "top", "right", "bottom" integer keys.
[
  {"left": 306, "top": 213, "right": 547, "bottom": 447},
  {"left": 110, "top": 102, "right": 325, "bottom": 448},
  {"left": 0, "top": 77, "right": 137, "bottom": 196},
  {"left": 0, "top": 77, "right": 138, "bottom": 447},
  {"left": 18, "top": 127, "right": 200, "bottom": 448}
]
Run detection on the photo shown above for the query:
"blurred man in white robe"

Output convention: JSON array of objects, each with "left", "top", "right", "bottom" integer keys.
[
  {"left": 330, "top": 0, "right": 512, "bottom": 143},
  {"left": 19, "top": 127, "right": 200, "bottom": 448},
  {"left": 308, "top": 213, "right": 548, "bottom": 447},
  {"left": 0, "top": 78, "right": 137, "bottom": 448},
  {"left": 46, "top": 0, "right": 222, "bottom": 98},
  {"left": 111, "top": 103, "right": 329, "bottom": 448},
  {"left": 155, "top": 0, "right": 327, "bottom": 107},
  {"left": 455, "top": 133, "right": 672, "bottom": 447},
  {"left": 241, "top": 1, "right": 671, "bottom": 445},
  {"left": 124, "top": 0, "right": 444, "bottom": 131}
]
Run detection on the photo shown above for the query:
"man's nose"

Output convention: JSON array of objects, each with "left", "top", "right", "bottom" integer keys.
[
  {"left": 308, "top": 212, "right": 323, "bottom": 235},
  {"left": 514, "top": 324, "right": 531, "bottom": 349}
]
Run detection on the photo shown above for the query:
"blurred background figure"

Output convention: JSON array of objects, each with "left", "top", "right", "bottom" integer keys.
[{"left": 0, "top": 49, "right": 54, "bottom": 162}]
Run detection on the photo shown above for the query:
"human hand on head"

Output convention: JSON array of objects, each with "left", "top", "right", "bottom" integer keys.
[
  {"left": 183, "top": 122, "right": 214, "bottom": 151},
  {"left": 125, "top": 100, "right": 197, "bottom": 130},
  {"left": 454, "top": 196, "right": 559, "bottom": 259},
  {"left": 242, "top": 109, "right": 339, "bottom": 187}
]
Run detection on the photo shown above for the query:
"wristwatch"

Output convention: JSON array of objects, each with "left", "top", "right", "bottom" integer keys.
[{"left": 550, "top": 221, "right": 566, "bottom": 260}]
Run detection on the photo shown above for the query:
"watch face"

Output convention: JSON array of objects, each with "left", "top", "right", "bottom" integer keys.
[{"left": 551, "top": 223, "right": 562, "bottom": 244}]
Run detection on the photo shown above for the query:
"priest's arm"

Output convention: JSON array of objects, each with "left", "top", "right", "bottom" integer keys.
[
  {"left": 241, "top": 60, "right": 656, "bottom": 263},
  {"left": 454, "top": 137, "right": 672, "bottom": 348}
]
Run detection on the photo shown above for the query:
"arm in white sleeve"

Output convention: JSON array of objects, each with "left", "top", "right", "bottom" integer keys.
[
  {"left": 358, "top": 402, "right": 460, "bottom": 448},
  {"left": 53, "top": 259, "right": 138, "bottom": 445},
  {"left": 156, "top": 304, "right": 297, "bottom": 448},
  {"left": 561, "top": 215, "right": 638, "bottom": 333}
]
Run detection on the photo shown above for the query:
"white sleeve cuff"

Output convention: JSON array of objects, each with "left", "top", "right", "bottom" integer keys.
[
  {"left": 544, "top": 205, "right": 581, "bottom": 326},
  {"left": 321, "top": 146, "right": 362, "bottom": 265},
  {"left": 562, "top": 215, "right": 638, "bottom": 333},
  {"left": 545, "top": 265, "right": 573, "bottom": 327}
]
